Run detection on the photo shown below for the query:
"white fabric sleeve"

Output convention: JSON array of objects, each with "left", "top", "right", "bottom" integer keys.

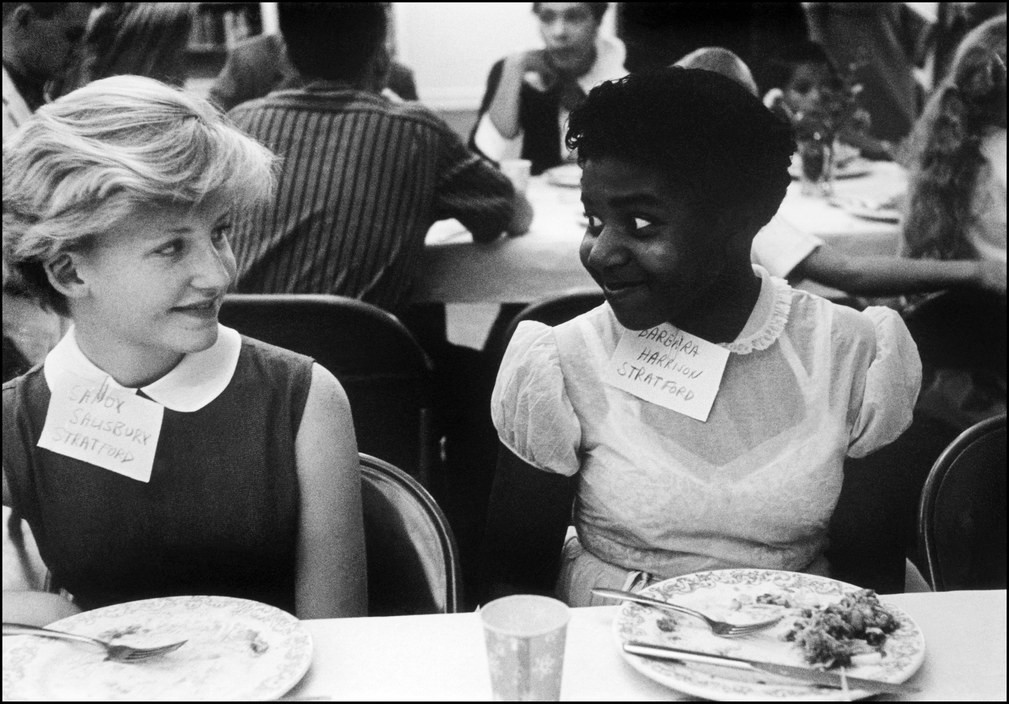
[
  {"left": 751, "top": 214, "right": 824, "bottom": 279},
  {"left": 490, "top": 321, "right": 582, "bottom": 476},
  {"left": 846, "top": 306, "right": 922, "bottom": 458},
  {"left": 473, "top": 112, "right": 520, "bottom": 164}
]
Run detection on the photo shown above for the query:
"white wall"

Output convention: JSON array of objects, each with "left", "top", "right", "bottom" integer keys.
[{"left": 393, "top": 2, "right": 616, "bottom": 111}]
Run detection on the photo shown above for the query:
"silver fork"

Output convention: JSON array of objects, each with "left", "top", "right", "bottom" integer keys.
[
  {"left": 591, "top": 588, "right": 784, "bottom": 637},
  {"left": 3, "top": 622, "right": 187, "bottom": 662}
]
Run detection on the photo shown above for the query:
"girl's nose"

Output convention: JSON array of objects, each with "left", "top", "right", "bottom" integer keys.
[
  {"left": 585, "top": 224, "right": 628, "bottom": 271},
  {"left": 192, "top": 241, "right": 234, "bottom": 290}
]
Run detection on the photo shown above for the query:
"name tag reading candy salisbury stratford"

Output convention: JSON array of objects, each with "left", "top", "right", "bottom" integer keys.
[
  {"left": 604, "top": 323, "right": 729, "bottom": 422},
  {"left": 38, "top": 373, "right": 164, "bottom": 482}
]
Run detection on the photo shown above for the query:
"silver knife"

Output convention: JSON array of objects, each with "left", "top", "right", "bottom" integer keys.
[{"left": 623, "top": 641, "right": 919, "bottom": 694}]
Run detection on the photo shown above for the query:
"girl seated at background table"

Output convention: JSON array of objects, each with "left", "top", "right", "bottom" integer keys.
[
  {"left": 481, "top": 67, "right": 922, "bottom": 606},
  {"left": 2, "top": 76, "right": 367, "bottom": 625},
  {"left": 760, "top": 40, "right": 894, "bottom": 162}
]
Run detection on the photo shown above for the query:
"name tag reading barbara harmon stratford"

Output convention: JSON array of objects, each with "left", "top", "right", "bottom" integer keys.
[
  {"left": 38, "top": 371, "right": 164, "bottom": 482},
  {"left": 604, "top": 324, "right": 729, "bottom": 422}
]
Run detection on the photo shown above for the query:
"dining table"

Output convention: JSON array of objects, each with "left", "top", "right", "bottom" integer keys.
[
  {"left": 284, "top": 588, "right": 1006, "bottom": 701},
  {"left": 413, "top": 160, "right": 909, "bottom": 306}
]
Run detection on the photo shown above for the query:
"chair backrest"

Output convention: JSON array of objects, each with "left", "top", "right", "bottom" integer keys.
[
  {"left": 917, "top": 414, "right": 1007, "bottom": 591},
  {"left": 485, "top": 288, "right": 605, "bottom": 365},
  {"left": 359, "top": 453, "right": 462, "bottom": 615},
  {"left": 219, "top": 294, "right": 437, "bottom": 486}
]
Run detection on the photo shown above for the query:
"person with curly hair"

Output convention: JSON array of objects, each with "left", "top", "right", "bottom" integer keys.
[{"left": 481, "top": 67, "right": 921, "bottom": 606}]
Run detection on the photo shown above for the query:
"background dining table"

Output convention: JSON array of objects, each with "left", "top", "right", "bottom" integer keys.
[
  {"left": 414, "top": 160, "right": 909, "bottom": 306},
  {"left": 285, "top": 589, "right": 1005, "bottom": 701}
]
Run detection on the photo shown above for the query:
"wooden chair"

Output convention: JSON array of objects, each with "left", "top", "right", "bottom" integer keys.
[
  {"left": 360, "top": 453, "right": 462, "bottom": 615},
  {"left": 917, "top": 414, "right": 1006, "bottom": 591},
  {"left": 219, "top": 294, "right": 438, "bottom": 488}
]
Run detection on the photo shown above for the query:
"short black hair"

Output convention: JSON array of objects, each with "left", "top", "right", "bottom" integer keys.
[
  {"left": 532, "top": 2, "right": 608, "bottom": 23},
  {"left": 279, "top": 2, "right": 387, "bottom": 82},
  {"left": 567, "top": 67, "right": 795, "bottom": 230}
]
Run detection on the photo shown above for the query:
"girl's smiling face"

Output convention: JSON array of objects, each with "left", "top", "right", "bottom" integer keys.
[
  {"left": 61, "top": 199, "right": 236, "bottom": 385},
  {"left": 579, "top": 157, "right": 731, "bottom": 332}
]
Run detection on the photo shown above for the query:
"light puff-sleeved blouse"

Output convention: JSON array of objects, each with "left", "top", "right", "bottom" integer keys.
[{"left": 491, "top": 266, "right": 921, "bottom": 580}]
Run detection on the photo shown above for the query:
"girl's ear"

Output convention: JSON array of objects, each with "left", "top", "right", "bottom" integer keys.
[{"left": 43, "top": 252, "right": 88, "bottom": 300}]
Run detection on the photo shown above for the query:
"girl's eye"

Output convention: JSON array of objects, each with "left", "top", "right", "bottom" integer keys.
[
  {"left": 584, "top": 214, "right": 603, "bottom": 234},
  {"left": 212, "top": 223, "right": 232, "bottom": 245},
  {"left": 154, "top": 240, "right": 183, "bottom": 257},
  {"left": 633, "top": 217, "right": 654, "bottom": 231}
]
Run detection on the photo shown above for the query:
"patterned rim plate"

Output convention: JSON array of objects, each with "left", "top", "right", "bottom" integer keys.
[
  {"left": 789, "top": 156, "right": 873, "bottom": 180},
  {"left": 2, "top": 595, "right": 313, "bottom": 701},
  {"left": 613, "top": 569, "right": 925, "bottom": 701}
]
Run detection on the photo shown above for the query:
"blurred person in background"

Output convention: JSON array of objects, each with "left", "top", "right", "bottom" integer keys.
[
  {"left": 470, "top": 2, "right": 627, "bottom": 175},
  {"left": 209, "top": 4, "right": 418, "bottom": 112},
  {"left": 2, "top": 2, "right": 90, "bottom": 139},
  {"left": 803, "top": 2, "right": 934, "bottom": 151},
  {"left": 54, "top": 2, "right": 193, "bottom": 95},
  {"left": 900, "top": 14, "right": 1006, "bottom": 431},
  {"left": 3, "top": 2, "right": 91, "bottom": 382}
]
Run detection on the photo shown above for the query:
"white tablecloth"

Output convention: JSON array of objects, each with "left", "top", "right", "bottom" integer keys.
[
  {"left": 285, "top": 589, "right": 1006, "bottom": 701},
  {"left": 414, "top": 162, "right": 908, "bottom": 305}
]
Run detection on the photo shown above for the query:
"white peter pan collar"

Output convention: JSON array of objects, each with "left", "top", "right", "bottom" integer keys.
[
  {"left": 720, "top": 265, "right": 793, "bottom": 355},
  {"left": 43, "top": 325, "right": 242, "bottom": 413}
]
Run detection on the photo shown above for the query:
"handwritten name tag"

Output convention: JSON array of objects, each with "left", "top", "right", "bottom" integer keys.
[
  {"left": 604, "top": 324, "right": 730, "bottom": 422},
  {"left": 38, "top": 372, "right": 164, "bottom": 482}
]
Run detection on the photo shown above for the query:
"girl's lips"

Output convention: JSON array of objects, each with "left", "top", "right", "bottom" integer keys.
[{"left": 172, "top": 299, "right": 220, "bottom": 318}]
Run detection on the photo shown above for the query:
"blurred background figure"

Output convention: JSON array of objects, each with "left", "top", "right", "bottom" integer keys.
[
  {"left": 3, "top": 2, "right": 90, "bottom": 382},
  {"left": 931, "top": 2, "right": 1007, "bottom": 88},
  {"left": 470, "top": 2, "right": 626, "bottom": 175},
  {"left": 803, "top": 2, "right": 935, "bottom": 152},
  {"left": 54, "top": 2, "right": 193, "bottom": 95},
  {"left": 209, "top": 4, "right": 418, "bottom": 112},
  {"left": 616, "top": 2, "right": 809, "bottom": 76},
  {"left": 2, "top": 2, "right": 90, "bottom": 139},
  {"left": 759, "top": 39, "right": 891, "bottom": 160},
  {"left": 900, "top": 14, "right": 1006, "bottom": 431}
]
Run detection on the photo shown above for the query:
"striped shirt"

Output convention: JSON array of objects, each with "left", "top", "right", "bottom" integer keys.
[{"left": 228, "top": 83, "right": 516, "bottom": 312}]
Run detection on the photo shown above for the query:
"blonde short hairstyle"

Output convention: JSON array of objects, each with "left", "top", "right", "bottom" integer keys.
[{"left": 3, "top": 75, "right": 276, "bottom": 315}]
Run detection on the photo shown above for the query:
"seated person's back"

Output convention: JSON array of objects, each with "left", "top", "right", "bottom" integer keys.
[{"left": 228, "top": 2, "right": 521, "bottom": 313}]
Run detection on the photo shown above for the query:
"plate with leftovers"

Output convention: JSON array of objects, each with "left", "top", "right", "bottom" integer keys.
[
  {"left": 828, "top": 195, "right": 903, "bottom": 223},
  {"left": 2, "top": 595, "right": 313, "bottom": 701},
  {"left": 613, "top": 568, "right": 925, "bottom": 701},
  {"left": 545, "top": 163, "right": 583, "bottom": 188}
]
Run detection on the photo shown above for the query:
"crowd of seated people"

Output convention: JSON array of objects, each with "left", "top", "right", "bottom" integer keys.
[{"left": 2, "top": 2, "right": 1005, "bottom": 624}]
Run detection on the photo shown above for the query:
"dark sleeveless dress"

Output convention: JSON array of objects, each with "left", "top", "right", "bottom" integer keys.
[{"left": 2, "top": 336, "right": 313, "bottom": 614}]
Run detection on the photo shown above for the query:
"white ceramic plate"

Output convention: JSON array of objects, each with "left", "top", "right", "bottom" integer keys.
[
  {"left": 828, "top": 196, "right": 902, "bottom": 223},
  {"left": 2, "top": 595, "right": 313, "bottom": 701},
  {"left": 613, "top": 569, "right": 925, "bottom": 701},
  {"left": 789, "top": 156, "right": 873, "bottom": 181},
  {"left": 545, "top": 163, "right": 583, "bottom": 188}
]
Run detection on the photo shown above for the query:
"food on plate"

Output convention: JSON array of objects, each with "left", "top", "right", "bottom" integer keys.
[
  {"left": 784, "top": 589, "right": 899, "bottom": 668},
  {"left": 756, "top": 593, "right": 794, "bottom": 608}
]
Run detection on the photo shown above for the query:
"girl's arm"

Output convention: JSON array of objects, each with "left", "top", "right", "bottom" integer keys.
[
  {"left": 3, "top": 472, "right": 81, "bottom": 626},
  {"left": 479, "top": 444, "right": 576, "bottom": 604},
  {"left": 293, "top": 364, "right": 367, "bottom": 619},
  {"left": 795, "top": 244, "right": 1007, "bottom": 296}
]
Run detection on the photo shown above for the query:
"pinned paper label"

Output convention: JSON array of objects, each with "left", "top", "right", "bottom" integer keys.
[
  {"left": 604, "top": 324, "right": 730, "bottom": 422},
  {"left": 38, "top": 372, "right": 164, "bottom": 482}
]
